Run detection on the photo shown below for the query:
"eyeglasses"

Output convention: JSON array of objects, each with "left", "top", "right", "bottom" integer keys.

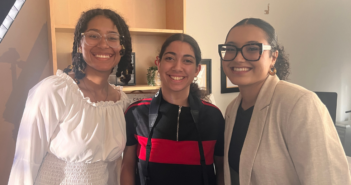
[
  {"left": 218, "top": 43, "right": 272, "bottom": 61},
  {"left": 81, "top": 31, "right": 123, "bottom": 48}
]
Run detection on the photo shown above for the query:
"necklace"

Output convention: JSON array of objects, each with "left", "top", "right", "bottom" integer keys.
[{"left": 82, "top": 78, "right": 109, "bottom": 102}]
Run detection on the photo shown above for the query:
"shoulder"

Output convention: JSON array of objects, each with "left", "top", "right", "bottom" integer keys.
[
  {"left": 201, "top": 100, "right": 220, "bottom": 111},
  {"left": 24, "top": 72, "right": 72, "bottom": 111},
  {"left": 273, "top": 80, "right": 317, "bottom": 104},
  {"left": 201, "top": 100, "right": 224, "bottom": 118},
  {"left": 28, "top": 72, "right": 69, "bottom": 99},
  {"left": 271, "top": 80, "right": 324, "bottom": 118},
  {"left": 125, "top": 98, "right": 152, "bottom": 114},
  {"left": 112, "top": 87, "right": 133, "bottom": 111}
]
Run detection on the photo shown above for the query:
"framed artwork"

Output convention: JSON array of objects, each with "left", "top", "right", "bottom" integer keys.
[
  {"left": 109, "top": 52, "right": 136, "bottom": 86},
  {"left": 221, "top": 63, "right": 239, "bottom": 93},
  {"left": 197, "top": 59, "right": 212, "bottom": 94}
]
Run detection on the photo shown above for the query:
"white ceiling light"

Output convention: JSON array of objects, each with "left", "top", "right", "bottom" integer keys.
[{"left": 0, "top": 0, "right": 26, "bottom": 43}]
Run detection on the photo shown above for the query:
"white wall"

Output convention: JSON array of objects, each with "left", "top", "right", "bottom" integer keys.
[
  {"left": 186, "top": 0, "right": 351, "bottom": 122},
  {"left": 0, "top": 0, "right": 51, "bottom": 183}
]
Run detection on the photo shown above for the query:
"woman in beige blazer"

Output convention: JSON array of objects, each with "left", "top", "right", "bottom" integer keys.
[{"left": 219, "top": 18, "right": 351, "bottom": 185}]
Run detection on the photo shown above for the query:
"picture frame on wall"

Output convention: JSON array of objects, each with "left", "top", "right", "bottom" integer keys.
[
  {"left": 197, "top": 59, "right": 212, "bottom": 94},
  {"left": 109, "top": 52, "right": 136, "bottom": 86},
  {"left": 221, "top": 63, "right": 239, "bottom": 93}
]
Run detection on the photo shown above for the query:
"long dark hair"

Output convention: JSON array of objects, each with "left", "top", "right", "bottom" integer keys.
[
  {"left": 158, "top": 34, "right": 209, "bottom": 100},
  {"left": 226, "top": 18, "right": 290, "bottom": 80},
  {"left": 63, "top": 8, "right": 133, "bottom": 84}
]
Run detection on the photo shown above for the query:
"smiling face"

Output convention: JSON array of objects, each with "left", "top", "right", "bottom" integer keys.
[
  {"left": 80, "top": 15, "right": 122, "bottom": 73},
  {"left": 222, "top": 25, "right": 277, "bottom": 87},
  {"left": 157, "top": 41, "right": 201, "bottom": 95}
]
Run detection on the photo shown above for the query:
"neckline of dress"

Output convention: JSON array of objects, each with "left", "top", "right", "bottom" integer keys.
[{"left": 56, "top": 70, "right": 127, "bottom": 107}]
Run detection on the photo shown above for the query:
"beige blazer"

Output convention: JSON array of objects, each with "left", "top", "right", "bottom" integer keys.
[{"left": 224, "top": 75, "right": 351, "bottom": 185}]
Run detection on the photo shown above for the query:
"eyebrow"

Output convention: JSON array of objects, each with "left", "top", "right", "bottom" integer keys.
[
  {"left": 164, "top": 52, "right": 176, "bottom": 56},
  {"left": 246, "top": 41, "right": 260, "bottom": 44},
  {"left": 226, "top": 41, "right": 237, "bottom": 45},
  {"left": 225, "top": 41, "right": 260, "bottom": 45},
  {"left": 164, "top": 52, "right": 195, "bottom": 59},
  {"left": 183, "top": 54, "right": 195, "bottom": 59}
]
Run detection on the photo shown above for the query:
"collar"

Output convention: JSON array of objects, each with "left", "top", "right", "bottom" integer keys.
[
  {"left": 254, "top": 74, "right": 280, "bottom": 110},
  {"left": 148, "top": 89, "right": 203, "bottom": 130}
]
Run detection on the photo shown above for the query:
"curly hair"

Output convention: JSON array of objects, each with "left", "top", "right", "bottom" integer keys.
[
  {"left": 158, "top": 34, "right": 210, "bottom": 100},
  {"left": 63, "top": 8, "right": 133, "bottom": 84},
  {"left": 226, "top": 18, "right": 290, "bottom": 80}
]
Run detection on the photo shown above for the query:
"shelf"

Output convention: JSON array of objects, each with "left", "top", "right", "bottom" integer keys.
[
  {"left": 55, "top": 26, "right": 75, "bottom": 33},
  {"left": 122, "top": 85, "right": 160, "bottom": 92},
  {"left": 48, "top": 0, "right": 185, "bottom": 89},
  {"left": 129, "top": 28, "right": 183, "bottom": 35},
  {"left": 55, "top": 26, "right": 183, "bottom": 35}
]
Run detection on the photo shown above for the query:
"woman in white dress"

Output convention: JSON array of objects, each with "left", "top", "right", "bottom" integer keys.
[{"left": 8, "top": 8, "right": 132, "bottom": 185}]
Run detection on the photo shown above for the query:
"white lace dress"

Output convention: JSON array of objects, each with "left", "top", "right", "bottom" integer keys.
[{"left": 8, "top": 70, "right": 131, "bottom": 185}]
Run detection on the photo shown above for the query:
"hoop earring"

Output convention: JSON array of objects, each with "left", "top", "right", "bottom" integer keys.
[
  {"left": 154, "top": 56, "right": 159, "bottom": 65},
  {"left": 119, "top": 45, "right": 125, "bottom": 56},
  {"left": 268, "top": 66, "right": 277, "bottom": 76},
  {"left": 193, "top": 76, "right": 198, "bottom": 82},
  {"left": 77, "top": 47, "right": 82, "bottom": 53}
]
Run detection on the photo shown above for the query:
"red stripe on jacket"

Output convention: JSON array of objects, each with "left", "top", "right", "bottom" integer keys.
[
  {"left": 137, "top": 135, "right": 216, "bottom": 165},
  {"left": 125, "top": 101, "right": 151, "bottom": 114},
  {"left": 201, "top": 100, "right": 220, "bottom": 111}
]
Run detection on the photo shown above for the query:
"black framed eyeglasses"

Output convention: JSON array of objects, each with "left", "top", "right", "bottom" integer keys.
[{"left": 218, "top": 43, "right": 272, "bottom": 61}]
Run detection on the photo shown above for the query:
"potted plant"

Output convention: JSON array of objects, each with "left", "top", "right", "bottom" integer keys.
[{"left": 147, "top": 66, "right": 159, "bottom": 86}]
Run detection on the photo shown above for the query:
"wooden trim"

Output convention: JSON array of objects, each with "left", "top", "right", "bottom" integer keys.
[
  {"left": 129, "top": 28, "right": 183, "bottom": 35},
  {"left": 165, "top": 0, "right": 184, "bottom": 30},
  {"left": 55, "top": 26, "right": 74, "bottom": 33},
  {"left": 122, "top": 85, "right": 160, "bottom": 92},
  {"left": 47, "top": 0, "right": 58, "bottom": 74},
  {"left": 183, "top": 0, "right": 186, "bottom": 33}
]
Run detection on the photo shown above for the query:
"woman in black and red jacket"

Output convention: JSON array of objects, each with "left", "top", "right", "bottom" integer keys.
[{"left": 121, "top": 33, "right": 225, "bottom": 185}]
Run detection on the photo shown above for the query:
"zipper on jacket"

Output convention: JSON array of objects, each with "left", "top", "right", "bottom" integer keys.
[{"left": 177, "top": 106, "right": 182, "bottom": 141}]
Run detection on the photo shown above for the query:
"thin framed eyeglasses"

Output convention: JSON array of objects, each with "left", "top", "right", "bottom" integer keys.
[
  {"left": 218, "top": 43, "right": 272, "bottom": 61},
  {"left": 81, "top": 31, "right": 123, "bottom": 48}
]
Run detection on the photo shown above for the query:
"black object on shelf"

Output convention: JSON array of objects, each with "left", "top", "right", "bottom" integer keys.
[{"left": 314, "top": 92, "right": 337, "bottom": 124}]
